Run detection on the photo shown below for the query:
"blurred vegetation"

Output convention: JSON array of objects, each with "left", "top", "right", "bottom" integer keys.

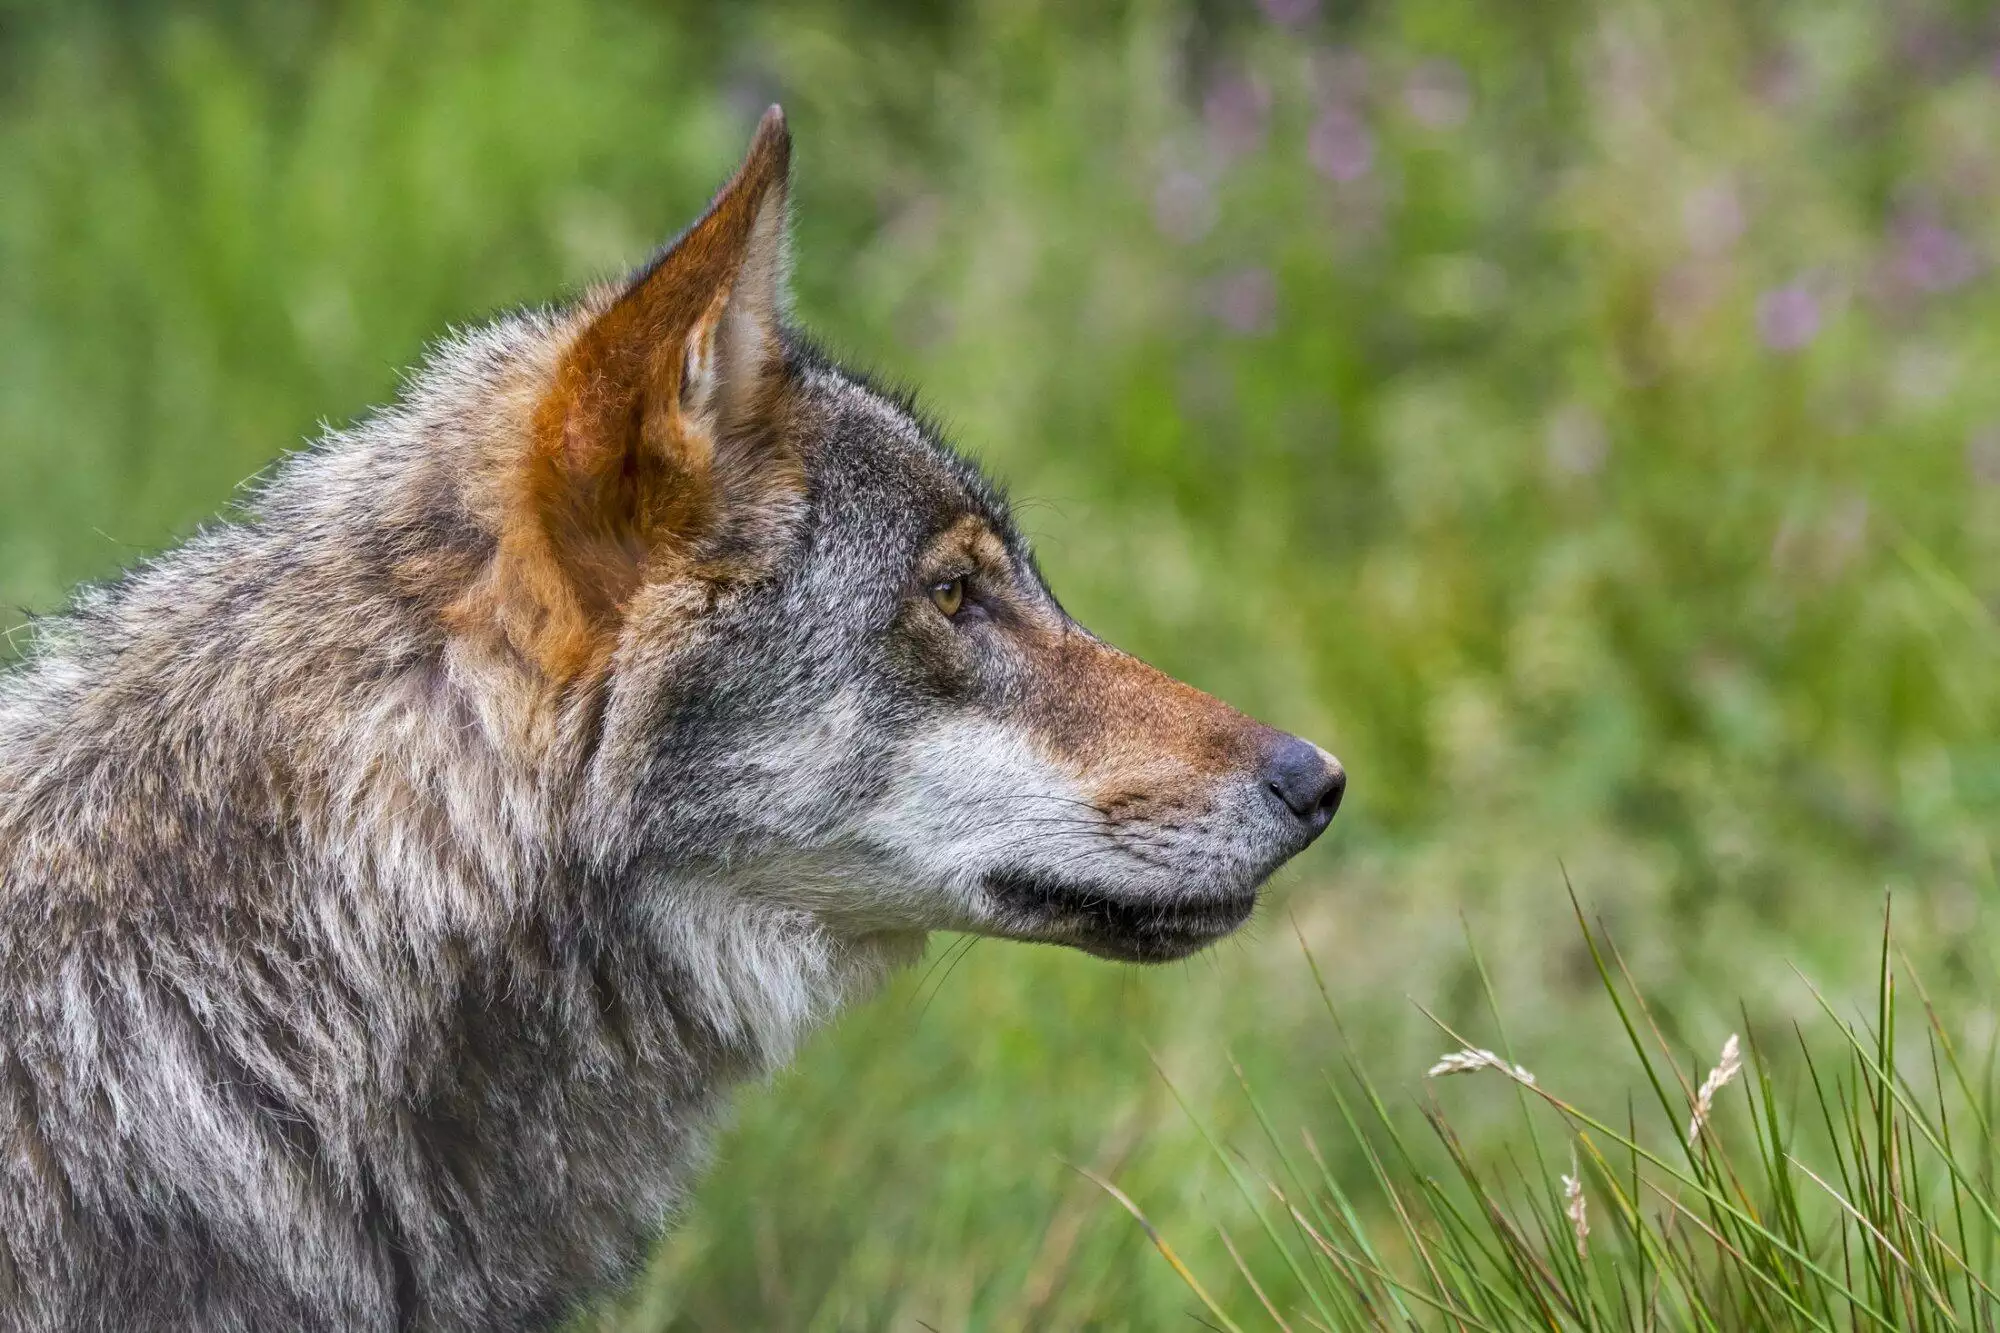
[{"left": 2, "top": 0, "right": 1997, "bottom": 1327}]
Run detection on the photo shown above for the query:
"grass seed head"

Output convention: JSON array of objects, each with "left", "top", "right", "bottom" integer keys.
[
  {"left": 1425, "top": 1047, "right": 1537, "bottom": 1086},
  {"left": 1561, "top": 1151, "right": 1588, "bottom": 1261},
  {"left": 1686, "top": 1033, "right": 1743, "bottom": 1144}
]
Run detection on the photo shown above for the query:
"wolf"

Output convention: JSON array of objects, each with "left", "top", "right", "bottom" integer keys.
[{"left": 0, "top": 108, "right": 1342, "bottom": 1331}]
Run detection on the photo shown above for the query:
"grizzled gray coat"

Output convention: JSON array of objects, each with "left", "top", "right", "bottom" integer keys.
[{"left": 0, "top": 109, "right": 1342, "bottom": 1331}]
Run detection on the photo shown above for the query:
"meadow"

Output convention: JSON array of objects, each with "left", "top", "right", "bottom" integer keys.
[{"left": 2, "top": 1, "right": 1996, "bottom": 1326}]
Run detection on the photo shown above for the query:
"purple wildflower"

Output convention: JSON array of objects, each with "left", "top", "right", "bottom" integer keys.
[
  {"left": 1211, "top": 267, "right": 1277, "bottom": 336},
  {"left": 1756, "top": 284, "right": 1820, "bottom": 352},
  {"left": 1258, "top": 0, "right": 1319, "bottom": 28},
  {"left": 1754, "top": 49, "right": 1805, "bottom": 108},
  {"left": 1892, "top": 214, "right": 1979, "bottom": 294},
  {"left": 1204, "top": 72, "right": 1271, "bottom": 161},
  {"left": 1308, "top": 108, "right": 1374, "bottom": 182}
]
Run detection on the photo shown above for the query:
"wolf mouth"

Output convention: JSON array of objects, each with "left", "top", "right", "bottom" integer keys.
[{"left": 981, "top": 869, "right": 1258, "bottom": 963}]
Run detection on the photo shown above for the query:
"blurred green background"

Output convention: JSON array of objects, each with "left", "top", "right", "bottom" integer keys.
[{"left": 3, "top": 0, "right": 1997, "bottom": 1327}]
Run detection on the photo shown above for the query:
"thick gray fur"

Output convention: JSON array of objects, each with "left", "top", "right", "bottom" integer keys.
[{"left": 0, "top": 137, "right": 1338, "bottom": 1331}]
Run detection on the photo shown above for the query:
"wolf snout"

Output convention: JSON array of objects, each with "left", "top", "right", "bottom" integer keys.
[{"left": 1260, "top": 735, "right": 1345, "bottom": 839}]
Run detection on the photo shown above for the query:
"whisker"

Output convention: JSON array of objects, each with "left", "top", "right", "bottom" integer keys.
[
  {"left": 916, "top": 935, "right": 982, "bottom": 1023},
  {"left": 906, "top": 933, "right": 969, "bottom": 1010},
  {"left": 950, "top": 793, "right": 1109, "bottom": 816}
]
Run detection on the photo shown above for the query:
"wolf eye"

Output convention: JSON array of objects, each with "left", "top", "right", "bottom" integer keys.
[{"left": 928, "top": 578, "right": 965, "bottom": 617}]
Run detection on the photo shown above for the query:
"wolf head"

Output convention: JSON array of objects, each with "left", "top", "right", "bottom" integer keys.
[{"left": 450, "top": 108, "right": 1342, "bottom": 966}]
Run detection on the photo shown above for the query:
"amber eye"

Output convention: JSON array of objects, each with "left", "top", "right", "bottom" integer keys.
[{"left": 928, "top": 577, "right": 965, "bottom": 618}]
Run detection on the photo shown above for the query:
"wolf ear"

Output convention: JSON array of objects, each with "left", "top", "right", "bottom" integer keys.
[{"left": 504, "top": 107, "right": 798, "bottom": 677}]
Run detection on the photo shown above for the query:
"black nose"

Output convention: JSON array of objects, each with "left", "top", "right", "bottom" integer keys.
[{"left": 1262, "top": 736, "right": 1345, "bottom": 834}]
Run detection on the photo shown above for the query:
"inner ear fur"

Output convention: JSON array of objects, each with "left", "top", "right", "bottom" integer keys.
[{"left": 485, "top": 106, "right": 802, "bottom": 682}]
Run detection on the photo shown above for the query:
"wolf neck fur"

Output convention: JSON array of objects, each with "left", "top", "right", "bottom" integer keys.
[{"left": 0, "top": 317, "right": 920, "bottom": 1329}]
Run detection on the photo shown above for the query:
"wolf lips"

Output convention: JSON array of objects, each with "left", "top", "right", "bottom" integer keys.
[{"left": 981, "top": 869, "right": 1259, "bottom": 962}]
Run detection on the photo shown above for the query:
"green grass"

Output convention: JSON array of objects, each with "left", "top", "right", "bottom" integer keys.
[
  {"left": 1117, "top": 901, "right": 2000, "bottom": 1330},
  {"left": 2, "top": 0, "right": 1997, "bottom": 1326}
]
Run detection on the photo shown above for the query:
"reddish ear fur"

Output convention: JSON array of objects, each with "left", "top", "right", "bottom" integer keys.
[{"left": 479, "top": 107, "right": 799, "bottom": 682}]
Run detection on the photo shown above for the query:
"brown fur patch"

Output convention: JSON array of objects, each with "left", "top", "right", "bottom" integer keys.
[
  {"left": 912, "top": 515, "right": 1016, "bottom": 593},
  {"left": 477, "top": 107, "right": 799, "bottom": 683},
  {"left": 1026, "top": 635, "right": 1269, "bottom": 810}
]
